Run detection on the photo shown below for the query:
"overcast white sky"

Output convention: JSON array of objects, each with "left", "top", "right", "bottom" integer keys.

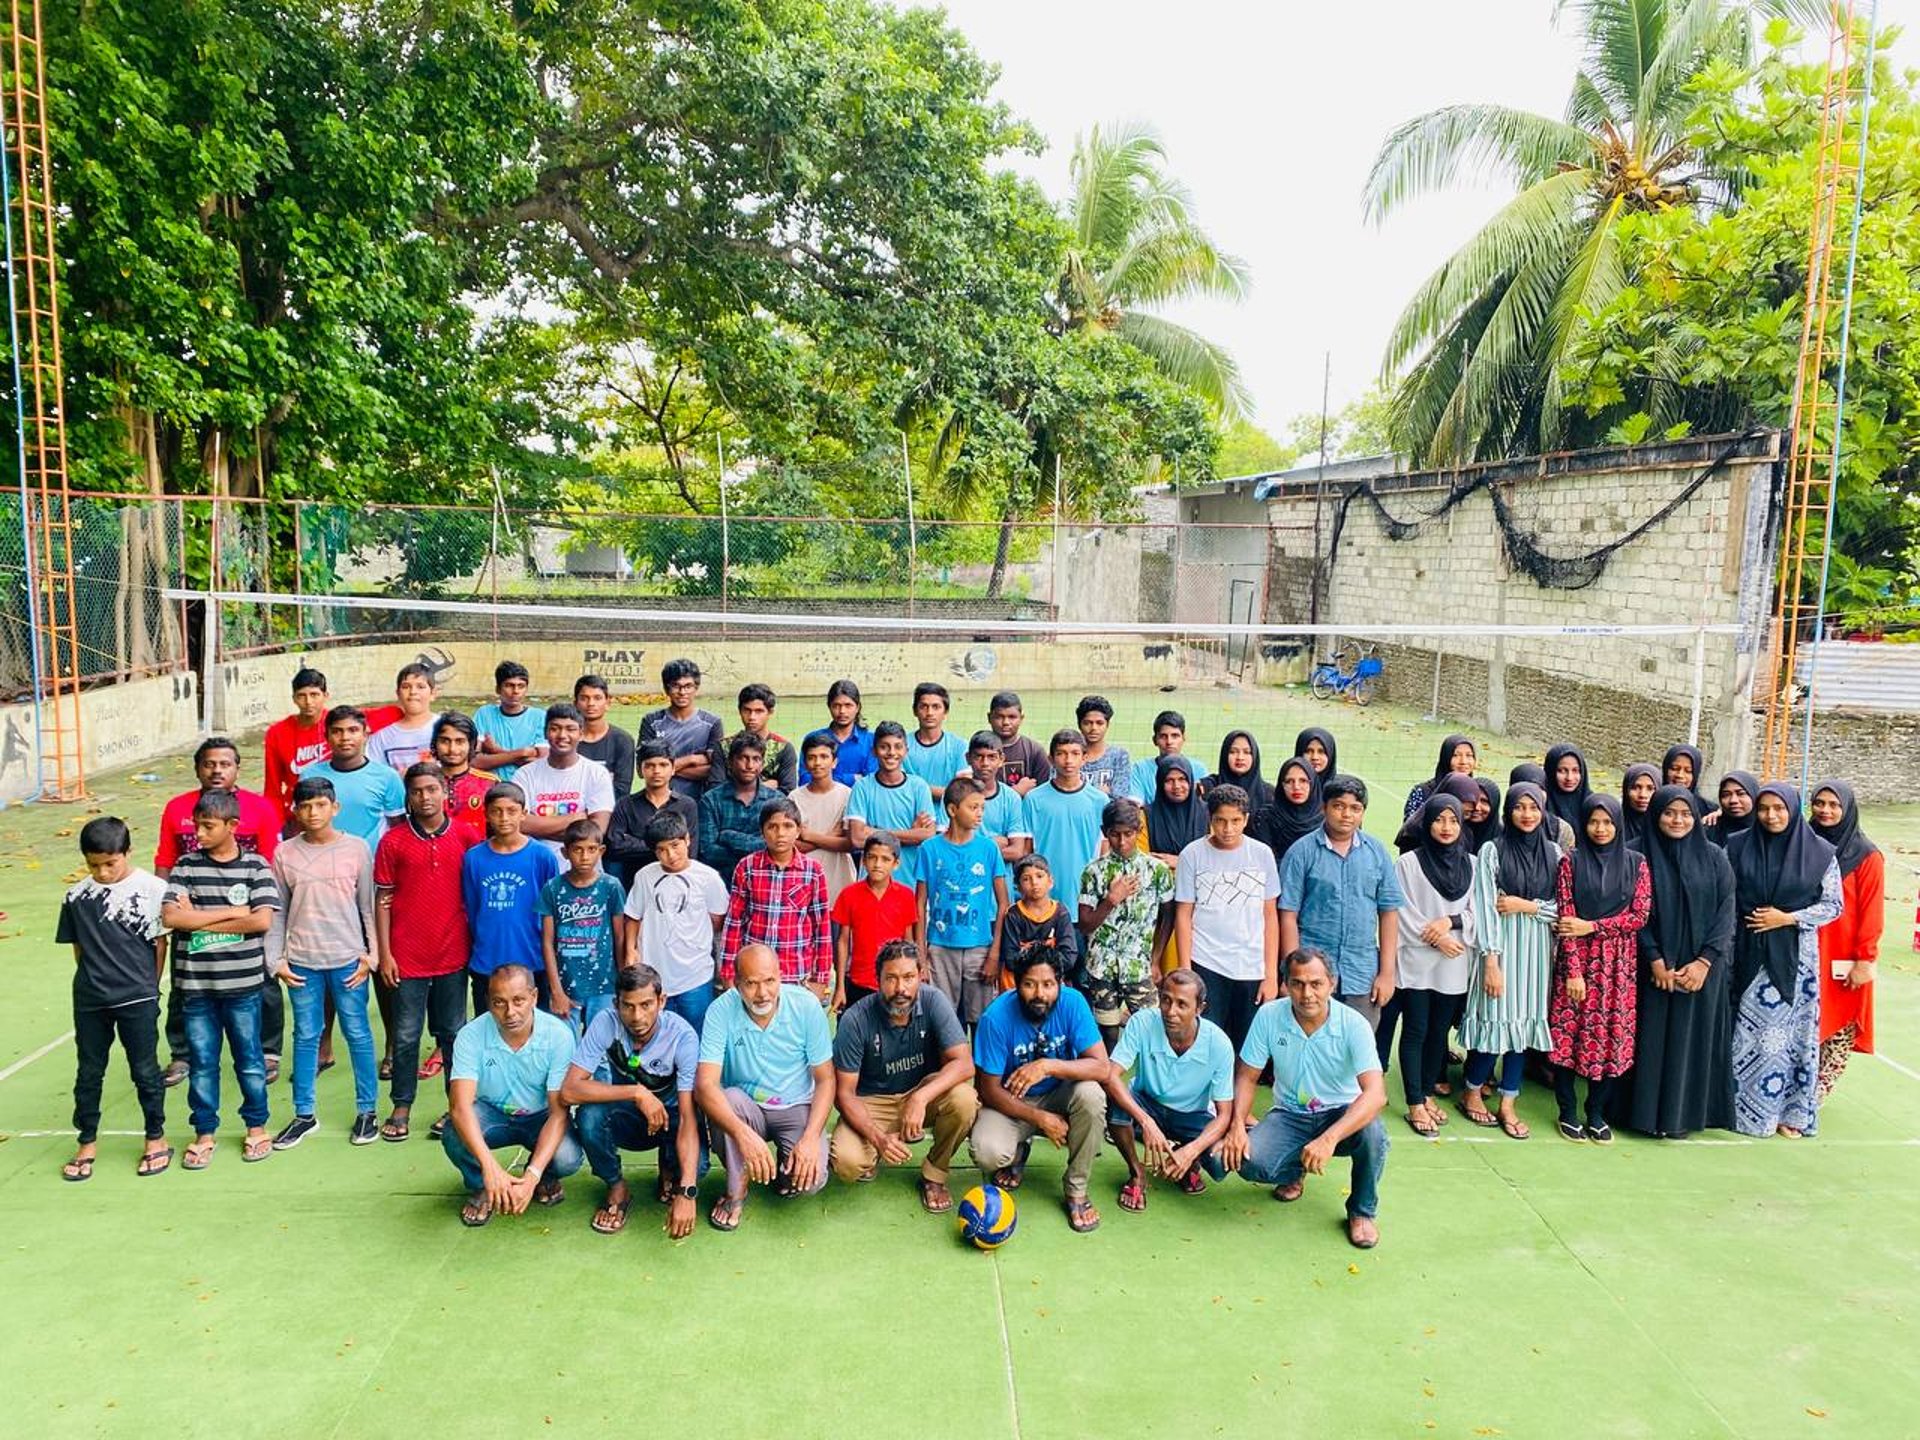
[{"left": 933, "top": 0, "right": 1919, "bottom": 429}]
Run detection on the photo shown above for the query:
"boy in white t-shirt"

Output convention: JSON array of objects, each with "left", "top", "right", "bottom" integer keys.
[
  {"left": 1172, "top": 783, "right": 1280, "bottom": 1054},
  {"left": 623, "top": 811, "right": 728, "bottom": 1035}
]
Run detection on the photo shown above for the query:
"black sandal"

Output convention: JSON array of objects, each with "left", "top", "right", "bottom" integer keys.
[{"left": 61, "top": 1155, "right": 95, "bottom": 1183}]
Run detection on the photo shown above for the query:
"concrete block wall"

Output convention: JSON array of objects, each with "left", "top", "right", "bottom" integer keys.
[
  {"left": 0, "top": 671, "right": 201, "bottom": 806},
  {"left": 1253, "top": 434, "right": 1783, "bottom": 774}
]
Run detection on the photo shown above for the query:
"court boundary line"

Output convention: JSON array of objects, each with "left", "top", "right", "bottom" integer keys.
[
  {"left": 0, "top": 1032, "right": 73, "bottom": 1084},
  {"left": 1873, "top": 1050, "right": 1920, "bottom": 1084},
  {"left": 987, "top": 1250, "right": 1024, "bottom": 1440}
]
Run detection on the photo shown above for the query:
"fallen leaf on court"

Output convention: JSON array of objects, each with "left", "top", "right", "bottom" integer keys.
[
  {"left": 1347, "top": 1263, "right": 1360, "bottom": 1274},
  {"left": 1423, "top": 1386, "right": 1436, "bottom": 1398},
  {"left": 1806, "top": 1409, "right": 1827, "bottom": 1419},
  {"left": 1474, "top": 1428, "right": 1504, "bottom": 1436}
]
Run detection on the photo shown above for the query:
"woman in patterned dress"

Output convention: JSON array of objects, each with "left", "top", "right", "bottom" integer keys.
[
  {"left": 1546, "top": 794, "right": 1651, "bottom": 1144},
  {"left": 1727, "top": 783, "right": 1841, "bottom": 1138},
  {"left": 1459, "top": 782, "right": 1561, "bottom": 1139}
]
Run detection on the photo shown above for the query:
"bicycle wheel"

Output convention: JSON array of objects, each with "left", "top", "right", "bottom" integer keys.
[
  {"left": 1309, "top": 670, "right": 1338, "bottom": 701},
  {"left": 1350, "top": 675, "right": 1377, "bottom": 707}
]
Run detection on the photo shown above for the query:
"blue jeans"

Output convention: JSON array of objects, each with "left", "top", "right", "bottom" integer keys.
[
  {"left": 182, "top": 990, "right": 269, "bottom": 1136},
  {"left": 1108, "top": 1087, "right": 1227, "bottom": 1179},
  {"left": 666, "top": 983, "right": 716, "bottom": 1035},
  {"left": 576, "top": 1099, "right": 704, "bottom": 1188},
  {"left": 1239, "top": 1104, "right": 1388, "bottom": 1218},
  {"left": 288, "top": 964, "right": 378, "bottom": 1116},
  {"left": 440, "top": 1099, "right": 584, "bottom": 1194},
  {"left": 1464, "top": 1049, "right": 1525, "bottom": 1098}
]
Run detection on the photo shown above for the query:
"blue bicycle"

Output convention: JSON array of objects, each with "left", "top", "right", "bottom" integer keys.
[{"left": 1309, "top": 641, "right": 1382, "bottom": 706}]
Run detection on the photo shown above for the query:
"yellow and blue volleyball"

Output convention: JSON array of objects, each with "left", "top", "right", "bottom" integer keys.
[{"left": 956, "top": 1184, "right": 1017, "bottom": 1249}]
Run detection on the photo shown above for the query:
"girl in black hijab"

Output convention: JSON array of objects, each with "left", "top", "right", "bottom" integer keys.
[
  {"left": 1662, "top": 744, "right": 1710, "bottom": 803},
  {"left": 1206, "top": 730, "right": 1274, "bottom": 813},
  {"left": 1254, "top": 755, "right": 1323, "bottom": 863},
  {"left": 1403, "top": 734, "right": 1477, "bottom": 821},
  {"left": 1293, "top": 726, "right": 1338, "bottom": 784},
  {"left": 1395, "top": 773, "right": 1481, "bottom": 853},
  {"left": 1727, "top": 783, "right": 1840, "bottom": 1138},
  {"left": 1619, "top": 763, "right": 1662, "bottom": 853},
  {"left": 1543, "top": 744, "right": 1591, "bottom": 841},
  {"left": 1145, "top": 754, "right": 1208, "bottom": 863},
  {"left": 1705, "top": 769, "right": 1760, "bottom": 848},
  {"left": 1512, "top": 761, "right": 1577, "bottom": 854},
  {"left": 1391, "top": 795, "right": 1478, "bottom": 1135},
  {"left": 1466, "top": 777, "right": 1502, "bottom": 854},
  {"left": 1546, "top": 794, "right": 1650, "bottom": 1143},
  {"left": 1809, "top": 779, "right": 1884, "bottom": 1102},
  {"left": 1628, "top": 785, "right": 1736, "bottom": 1138}
]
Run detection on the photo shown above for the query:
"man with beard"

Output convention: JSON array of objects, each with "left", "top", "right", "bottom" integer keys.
[
  {"left": 829, "top": 940, "right": 979, "bottom": 1213},
  {"left": 695, "top": 943, "right": 834, "bottom": 1231},
  {"left": 969, "top": 950, "right": 1110, "bottom": 1234},
  {"left": 441, "top": 965, "right": 583, "bottom": 1228},
  {"left": 1220, "top": 948, "right": 1389, "bottom": 1250},
  {"left": 561, "top": 964, "right": 703, "bottom": 1239}
]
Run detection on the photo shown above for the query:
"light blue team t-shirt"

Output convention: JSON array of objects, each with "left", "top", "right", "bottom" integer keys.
[
  {"left": 1111, "top": 1008, "right": 1236, "bottom": 1115},
  {"left": 698, "top": 985, "right": 833, "bottom": 1108},
  {"left": 979, "top": 783, "right": 1031, "bottom": 844},
  {"left": 450, "top": 1008, "right": 575, "bottom": 1116},
  {"left": 918, "top": 831, "right": 1008, "bottom": 951},
  {"left": 904, "top": 731, "right": 968, "bottom": 794},
  {"left": 846, "top": 772, "right": 937, "bottom": 885},
  {"left": 572, "top": 1006, "right": 700, "bottom": 1090},
  {"left": 1239, "top": 998, "right": 1380, "bottom": 1116},
  {"left": 971, "top": 985, "right": 1101, "bottom": 1101},
  {"left": 1023, "top": 781, "right": 1110, "bottom": 909},
  {"left": 312, "top": 758, "right": 406, "bottom": 848},
  {"left": 473, "top": 703, "right": 549, "bottom": 782}
]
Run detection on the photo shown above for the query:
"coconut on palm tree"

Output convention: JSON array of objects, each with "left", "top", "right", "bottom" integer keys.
[{"left": 1365, "top": 0, "right": 1781, "bottom": 464}]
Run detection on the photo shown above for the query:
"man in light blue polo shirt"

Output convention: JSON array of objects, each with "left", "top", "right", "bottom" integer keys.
[
  {"left": 695, "top": 943, "right": 834, "bottom": 1231},
  {"left": 442, "top": 965, "right": 583, "bottom": 1227},
  {"left": 1277, "top": 774, "right": 1402, "bottom": 1028},
  {"left": 1221, "top": 948, "right": 1388, "bottom": 1250},
  {"left": 1103, "top": 969, "right": 1236, "bottom": 1210}
]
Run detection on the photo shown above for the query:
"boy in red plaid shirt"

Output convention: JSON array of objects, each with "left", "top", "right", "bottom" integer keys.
[{"left": 720, "top": 798, "right": 831, "bottom": 1001}]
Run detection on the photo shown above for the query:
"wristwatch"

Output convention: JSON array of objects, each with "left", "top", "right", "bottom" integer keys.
[{"left": 674, "top": 1185, "right": 699, "bottom": 1199}]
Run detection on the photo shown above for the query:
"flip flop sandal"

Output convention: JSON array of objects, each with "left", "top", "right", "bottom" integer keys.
[
  {"left": 61, "top": 1156, "right": 95, "bottom": 1183},
  {"left": 1406, "top": 1112, "right": 1439, "bottom": 1138},
  {"left": 992, "top": 1164, "right": 1026, "bottom": 1190},
  {"left": 1064, "top": 1197, "right": 1101, "bottom": 1234},
  {"left": 460, "top": 1195, "right": 493, "bottom": 1228},
  {"left": 1118, "top": 1178, "right": 1147, "bottom": 1212},
  {"left": 708, "top": 1195, "right": 744, "bottom": 1232},
  {"left": 590, "top": 1198, "right": 631, "bottom": 1235},
  {"left": 183, "top": 1140, "right": 217, "bottom": 1170},
  {"left": 1457, "top": 1100, "right": 1501, "bottom": 1128},
  {"left": 417, "top": 1051, "right": 444, "bottom": 1079},
  {"left": 1556, "top": 1119, "right": 1587, "bottom": 1142},
  {"left": 380, "top": 1116, "right": 410, "bottom": 1142},
  {"left": 533, "top": 1179, "right": 565, "bottom": 1206},
  {"left": 242, "top": 1135, "right": 273, "bottom": 1162},
  {"left": 1499, "top": 1116, "right": 1531, "bottom": 1140},
  {"left": 1272, "top": 1180, "right": 1305, "bottom": 1202},
  {"left": 918, "top": 1178, "right": 953, "bottom": 1214},
  {"left": 264, "top": 1057, "right": 281, "bottom": 1084},
  {"left": 377, "top": 1057, "right": 394, "bottom": 1081},
  {"left": 1179, "top": 1169, "right": 1208, "bottom": 1195},
  {"left": 136, "top": 1147, "right": 174, "bottom": 1177}
]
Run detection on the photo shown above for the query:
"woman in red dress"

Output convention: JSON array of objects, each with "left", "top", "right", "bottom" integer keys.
[
  {"left": 1548, "top": 794, "right": 1652, "bottom": 1144},
  {"left": 1810, "top": 780, "right": 1882, "bottom": 1102}
]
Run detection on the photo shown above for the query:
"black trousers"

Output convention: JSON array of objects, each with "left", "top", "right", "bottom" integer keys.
[
  {"left": 1553, "top": 1065, "right": 1615, "bottom": 1125},
  {"left": 390, "top": 973, "right": 469, "bottom": 1110},
  {"left": 1396, "top": 988, "right": 1457, "bottom": 1108},
  {"left": 74, "top": 1000, "right": 167, "bottom": 1142},
  {"left": 1196, "top": 964, "right": 1262, "bottom": 1053},
  {"left": 168, "top": 972, "right": 284, "bottom": 1062}
]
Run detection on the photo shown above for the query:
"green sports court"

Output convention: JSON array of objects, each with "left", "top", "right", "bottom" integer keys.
[{"left": 3, "top": 686, "right": 1915, "bottom": 1439}]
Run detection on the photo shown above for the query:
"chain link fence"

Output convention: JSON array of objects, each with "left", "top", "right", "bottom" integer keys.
[{"left": 1, "top": 491, "right": 188, "bottom": 698}]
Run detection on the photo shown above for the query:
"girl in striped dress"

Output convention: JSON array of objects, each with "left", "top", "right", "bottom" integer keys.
[{"left": 1459, "top": 782, "right": 1561, "bottom": 1139}]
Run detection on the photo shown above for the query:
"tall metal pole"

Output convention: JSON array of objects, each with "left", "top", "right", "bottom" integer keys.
[
  {"left": 1310, "top": 351, "right": 1331, "bottom": 627},
  {"left": 901, "top": 430, "right": 917, "bottom": 621},
  {"left": 717, "top": 434, "right": 730, "bottom": 619},
  {"left": 1, "top": 100, "right": 45, "bottom": 800},
  {"left": 1052, "top": 452, "right": 1064, "bottom": 621}
]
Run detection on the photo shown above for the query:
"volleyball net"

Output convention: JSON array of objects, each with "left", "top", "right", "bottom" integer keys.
[{"left": 167, "top": 584, "right": 1753, "bottom": 809}]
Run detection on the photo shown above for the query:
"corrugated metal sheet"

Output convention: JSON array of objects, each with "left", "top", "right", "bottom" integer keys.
[{"left": 1798, "top": 641, "right": 1920, "bottom": 713}]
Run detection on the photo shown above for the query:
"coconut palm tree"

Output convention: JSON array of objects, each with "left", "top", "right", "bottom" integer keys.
[
  {"left": 1366, "top": 0, "right": 1782, "bottom": 464},
  {"left": 1056, "top": 120, "right": 1253, "bottom": 417}
]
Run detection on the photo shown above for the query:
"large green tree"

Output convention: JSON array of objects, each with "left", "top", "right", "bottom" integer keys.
[
  {"left": 1562, "top": 26, "right": 1920, "bottom": 618},
  {"left": 1365, "top": 0, "right": 1776, "bottom": 464}
]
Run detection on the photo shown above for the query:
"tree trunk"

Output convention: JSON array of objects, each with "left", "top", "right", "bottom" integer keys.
[{"left": 987, "top": 494, "right": 1016, "bottom": 599}]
